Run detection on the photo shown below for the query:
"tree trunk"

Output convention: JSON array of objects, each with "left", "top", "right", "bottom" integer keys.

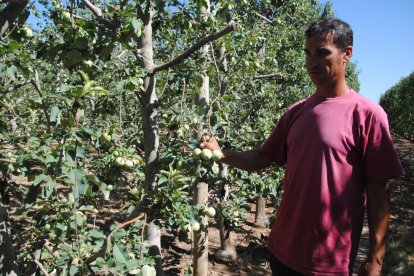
[
  {"left": 192, "top": 5, "right": 211, "bottom": 275},
  {"left": 215, "top": 164, "right": 237, "bottom": 263},
  {"left": 253, "top": 30, "right": 270, "bottom": 229},
  {"left": 254, "top": 195, "right": 269, "bottom": 228},
  {"left": 144, "top": 221, "right": 163, "bottom": 276},
  {"left": 142, "top": 74, "right": 159, "bottom": 192},
  {"left": 0, "top": 204, "right": 19, "bottom": 275},
  {"left": 0, "top": 0, "right": 29, "bottom": 40},
  {"left": 215, "top": 207, "right": 237, "bottom": 263},
  {"left": 192, "top": 182, "right": 209, "bottom": 276},
  {"left": 139, "top": 7, "right": 163, "bottom": 276}
]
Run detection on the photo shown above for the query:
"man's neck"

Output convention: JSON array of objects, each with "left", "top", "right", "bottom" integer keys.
[{"left": 316, "top": 82, "right": 350, "bottom": 98}]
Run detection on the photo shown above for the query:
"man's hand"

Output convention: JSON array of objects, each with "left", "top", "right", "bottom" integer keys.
[
  {"left": 199, "top": 136, "right": 273, "bottom": 171},
  {"left": 200, "top": 136, "right": 222, "bottom": 152},
  {"left": 358, "top": 260, "right": 382, "bottom": 276}
]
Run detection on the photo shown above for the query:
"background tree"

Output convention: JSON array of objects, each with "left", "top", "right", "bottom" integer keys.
[{"left": 380, "top": 71, "right": 414, "bottom": 141}]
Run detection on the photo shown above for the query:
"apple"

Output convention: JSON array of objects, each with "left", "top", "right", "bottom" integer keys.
[
  {"left": 115, "top": 157, "right": 125, "bottom": 166},
  {"left": 201, "top": 148, "right": 212, "bottom": 160},
  {"left": 130, "top": 188, "right": 139, "bottom": 195},
  {"left": 68, "top": 193, "right": 75, "bottom": 205},
  {"left": 113, "top": 150, "right": 120, "bottom": 157},
  {"left": 183, "top": 124, "right": 190, "bottom": 131},
  {"left": 182, "top": 223, "right": 192, "bottom": 232},
  {"left": 125, "top": 160, "right": 134, "bottom": 168},
  {"left": 141, "top": 265, "right": 156, "bottom": 276},
  {"left": 106, "top": 184, "right": 114, "bottom": 191},
  {"left": 205, "top": 207, "right": 216, "bottom": 218},
  {"left": 211, "top": 149, "right": 223, "bottom": 161},
  {"left": 192, "top": 222, "right": 201, "bottom": 232},
  {"left": 84, "top": 60, "right": 93, "bottom": 67},
  {"left": 62, "top": 11, "right": 71, "bottom": 21},
  {"left": 193, "top": 148, "right": 202, "bottom": 159},
  {"left": 45, "top": 224, "right": 51, "bottom": 230},
  {"left": 102, "top": 133, "right": 111, "bottom": 142},
  {"left": 24, "top": 27, "right": 33, "bottom": 38}
]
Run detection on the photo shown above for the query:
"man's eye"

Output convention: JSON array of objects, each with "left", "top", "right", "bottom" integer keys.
[{"left": 317, "top": 50, "right": 330, "bottom": 56}]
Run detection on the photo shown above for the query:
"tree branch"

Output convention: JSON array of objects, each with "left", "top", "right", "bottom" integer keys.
[
  {"left": 254, "top": 72, "right": 285, "bottom": 80},
  {"left": 151, "top": 20, "right": 237, "bottom": 74},
  {"left": 0, "top": 0, "right": 29, "bottom": 40},
  {"left": 0, "top": 79, "right": 32, "bottom": 94},
  {"left": 255, "top": 12, "right": 272, "bottom": 24},
  {"left": 30, "top": 70, "right": 51, "bottom": 131},
  {"left": 81, "top": 0, "right": 121, "bottom": 30}
]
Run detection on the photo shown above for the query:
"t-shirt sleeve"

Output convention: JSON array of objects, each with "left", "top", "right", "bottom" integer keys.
[
  {"left": 362, "top": 108, "right": 405, "bottom": 184},
  {"left": 260, "top": 111, "right": 289, "bottom": 166}
]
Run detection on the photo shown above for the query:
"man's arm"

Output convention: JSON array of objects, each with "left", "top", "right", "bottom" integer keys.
[
  {"left": 359, "top": 180, "right": 391, "bottom": 276},
  {"left": 200, "top": 137, "right": 273, "bottom": 172}
]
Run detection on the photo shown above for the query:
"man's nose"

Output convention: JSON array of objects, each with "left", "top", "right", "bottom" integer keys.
[{"left": 308, "top": 55, "right": 319, "bottom": 68}]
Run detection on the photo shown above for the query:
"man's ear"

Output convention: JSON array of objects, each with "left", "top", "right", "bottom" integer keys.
[{"left": 343, "top": 45, "right": 353, "bottom": 63}]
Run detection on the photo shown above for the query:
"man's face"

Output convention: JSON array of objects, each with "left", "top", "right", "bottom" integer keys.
[{"left": 304, "top": 32, "right": 351, "bottom": 88}]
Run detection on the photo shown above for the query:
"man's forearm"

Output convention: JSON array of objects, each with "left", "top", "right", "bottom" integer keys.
[
  {"left": 366, "top": 180, "right": 390, "bottom": 266},
  {"left": 221, "top": 148, "right": 273, "bottom": 172}
]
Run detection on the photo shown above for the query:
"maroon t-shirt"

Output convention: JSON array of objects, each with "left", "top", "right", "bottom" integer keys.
[{"left": 261, "top": 91, "right": 404, "bottom": 275}]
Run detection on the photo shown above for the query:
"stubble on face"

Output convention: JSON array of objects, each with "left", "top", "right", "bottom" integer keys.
[{"left": 304, "top": 32, "right": 349, "bottom": 94}]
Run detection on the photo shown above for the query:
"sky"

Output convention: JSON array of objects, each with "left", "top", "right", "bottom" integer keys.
[{"left": 319, "top": 0, "right": 414, "bottom": 103}]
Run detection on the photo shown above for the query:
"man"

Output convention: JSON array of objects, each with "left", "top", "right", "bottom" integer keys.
[{"left": 201, "top": 18, "right": 404, "bottom": 275}]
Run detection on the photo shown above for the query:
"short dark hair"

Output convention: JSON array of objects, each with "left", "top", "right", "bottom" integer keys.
[{"left": 305, "top": 18, "right": 353, "bottom": 51}]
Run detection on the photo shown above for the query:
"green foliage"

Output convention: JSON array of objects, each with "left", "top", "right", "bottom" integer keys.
[
  {"left": 0, "top": 0, "right": 361, "bottom": 273},
  {"left": 380, "top": 71, "right": 414, "bottom": 140}
]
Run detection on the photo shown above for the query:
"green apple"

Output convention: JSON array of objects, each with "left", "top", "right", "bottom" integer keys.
[
  {"left": 24, "top": 27, "right": 33, "bottom": 38},
  {"left": 68, "top": 193, "right": 75, "bottom": 205},
  {"left": 106, "top": 184, "right": 114, "bottom": 191},
  {"left": 192, "top": 221, "right": 201, "bottom": 232},
  {"left": 205, "top": 207, "right": 216, "bottom": 218},
  {"left": 62, "top": 11, "right": 71, "bottom": 21},
  {"left": 183, "top": 124, "right": 190, "bottom": 131},
  {"left": 193, "top": 148, "right": 202, "bottom": 159},
  {"left": 201, "top": 148, "right": 212, "bottom": 160},
  {"left": 130, "top": 188, "right": 139, "bottom": 195},
  {"left": 102, "top": 133, "right": 111, "bottom": 142},
  {"left": 182, "top": 223, "right": 192, "bottom": 232},
  {"left": 125, "top": 160, "right": 134, "bottom": 168},
  {"left": 84, "top": 60, "right": 93, "bottom": 67},
  {"left": 141, "top": 265, "right": 156, "bottom": 276},
  {"left": 211, "top": 149, "right": 223, "bottom": 161},
  {"left": 45, "top": 224, "right": 51, "bottom": 230},
  {"left": 115, "top": 157, "right": 125, "bottom": 166}
]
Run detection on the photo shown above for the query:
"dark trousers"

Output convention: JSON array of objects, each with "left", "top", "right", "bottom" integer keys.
[{"left": 268, "top": 252, "right": 305, "bottom": 276}]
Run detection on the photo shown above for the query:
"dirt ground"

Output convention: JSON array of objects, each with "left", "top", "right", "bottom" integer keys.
[{"left": 162, "top": 134, "right": 414, "bottom": 275}]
